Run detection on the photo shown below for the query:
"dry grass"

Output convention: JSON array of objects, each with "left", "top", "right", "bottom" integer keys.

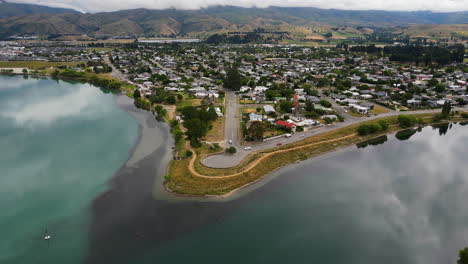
[
  {"left": 205, "top": 116, "right": 225, "bottom": 142},
  {"left": 371, "top": 105, "right": 391, "bottom": 114},
  {"left": 348, "top": 111, "right": 367, "bottom": 117},
  {"left": 176, "top": 98, "right": 202, "bottom": 109},
  {"left": 0, "top": 61, "right": 79, "bottom": 69},
  {"left": 241, "top": 107, "right": 258, "bottom": 114}
]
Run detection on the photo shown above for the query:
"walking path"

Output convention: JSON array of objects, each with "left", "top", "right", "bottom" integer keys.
[{"left": 189, "top": 133, "right": 358, "bottom": 178}]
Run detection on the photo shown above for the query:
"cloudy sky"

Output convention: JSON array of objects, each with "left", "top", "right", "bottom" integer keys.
[{"left": 10, "top": 0, "right": 468, "bottom": 13}]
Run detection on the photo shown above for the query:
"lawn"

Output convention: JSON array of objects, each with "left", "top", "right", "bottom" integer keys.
[{"left": 0, "top": 61, "right": 79, "bottom": 69}]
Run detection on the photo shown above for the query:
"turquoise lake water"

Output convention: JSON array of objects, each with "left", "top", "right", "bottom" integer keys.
[{"left": 0, "top": 76, "right": 138, "bottom": 263}]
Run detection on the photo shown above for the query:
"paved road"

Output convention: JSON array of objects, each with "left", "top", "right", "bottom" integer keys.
[
  {"left": 202, "top": 105, "right": 467, "bottom": 168},
  {"left": 202, "top": 91, "right": 252, "bottom": 168},
  {"left": 103, "top": 56, "right": 132, "bottom": 83}
]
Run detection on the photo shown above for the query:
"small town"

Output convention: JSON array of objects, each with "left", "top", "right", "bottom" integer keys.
[
  {"left": 1, "top": 41, "right": 467, "bottom": 158},
  {"left": 2, "top": 1, "right": 468, "bottom": 263}
]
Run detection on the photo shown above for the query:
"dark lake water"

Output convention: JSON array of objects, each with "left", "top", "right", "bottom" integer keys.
[
  {"left": 2, "top": 76, "right": 468, "bottom": 264},
  {"left": 89, "top": 119, "right": 468, "bottom": 264}
]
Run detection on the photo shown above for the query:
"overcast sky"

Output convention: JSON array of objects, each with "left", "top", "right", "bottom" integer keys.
[{"left": 10, "top": 0, "right": 468, "bottom": 13}]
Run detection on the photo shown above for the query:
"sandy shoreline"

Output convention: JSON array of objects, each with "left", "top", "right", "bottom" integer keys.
[{"left": 112, "top": 95, "right": 176, "bottom": 197}]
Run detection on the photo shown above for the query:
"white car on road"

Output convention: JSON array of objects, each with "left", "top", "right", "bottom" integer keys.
[{"left": 244, "top": 147, "right": 252, "bottom": 151}]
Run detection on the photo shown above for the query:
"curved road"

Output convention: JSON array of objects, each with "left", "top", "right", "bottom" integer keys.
[{"left": 203, "top": 97, "right": 467, "bottom": 168}]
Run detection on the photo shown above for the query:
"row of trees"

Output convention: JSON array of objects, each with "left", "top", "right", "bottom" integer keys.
[
  {"left": 52, "top": 69, "right": 122, "bottom": 91},
  {"left": 349, "top": 44, "right": 465, "bottom": 65}
]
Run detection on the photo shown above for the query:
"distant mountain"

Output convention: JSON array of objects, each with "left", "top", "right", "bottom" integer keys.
[
  {"left": 0, "top": 5, "right": 467, "bottom": 39},
  {"left": 0, "top": 0, "right": 79, "bottom": 19}
]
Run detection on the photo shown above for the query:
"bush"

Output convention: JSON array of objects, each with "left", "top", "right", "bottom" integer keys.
[
  {"left": 185, "top": 150, "right": 193, "bottom": 157},
  {"left": 226, "top": 146, "right": 237, "bottom": 154},
  {"left": 398, "top": 115, "right": 417, "bottom": 128},
  {"left": 211, "top": 143, "right": 221, "bottom": 150},
  {"left": 320, "top": 99, "right": 332, "bottom": 108},
  {"left": 378, "top": 120, "right": 389, "bottom": 130},
  {"left": 190, "top": 138, "right": 202, "bottom": 148},
  {"left": 173, "top": 129, "right": 183, "bottom": 143},
  {"left": 432, "top": 113, "right": 444, "bottom": 123},
  {"left": 169, "top": 119, "right": 179, "bottom": 128},
  {"left": 304, "top": 112, "right": 320, "bottom": 119},
  {"left": 461, "top": 113, "right": 468, "bottom": 119},
  {"left": 357, "top": 122, "right": 383, "bottom": 136},
  {"left": 324, "top": 117, "right": 333, "bottom": 124},
  {"left": 166, "top": 95, "right": 176, "bottom": 104}
]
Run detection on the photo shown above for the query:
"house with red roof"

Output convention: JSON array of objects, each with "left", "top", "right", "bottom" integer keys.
[{"left": 276, "top": 120, "right": 296, "bottom": 132}]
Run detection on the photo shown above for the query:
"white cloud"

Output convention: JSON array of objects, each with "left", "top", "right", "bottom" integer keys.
[
  {"left": 1, "top": 85, "right": 111, "bottom": 126},
  {"left": 9, "top": 0, "right": 468, "bottom": 13}
]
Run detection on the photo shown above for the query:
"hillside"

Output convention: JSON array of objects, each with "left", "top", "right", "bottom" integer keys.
[
  {"left": 0, "top": 0, "right": 79, "bottom": 19},
  {"left": 396, "top": 24, "right": 468, "bottom": 39},
  {"left": 0, "top": 5, "right": 467, "bottom": 39}
]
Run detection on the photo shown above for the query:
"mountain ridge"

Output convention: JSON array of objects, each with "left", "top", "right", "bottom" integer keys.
[
  {"left": 0, "top": 0, "right": 79, "bottom": 19},
  {"left": 0, "top": 4, "right": 467, "bottom": 39}
]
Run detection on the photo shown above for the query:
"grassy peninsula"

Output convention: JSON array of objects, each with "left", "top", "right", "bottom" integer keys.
[{"left": 165, "top": 112, "right": 468, "bottom": 196}]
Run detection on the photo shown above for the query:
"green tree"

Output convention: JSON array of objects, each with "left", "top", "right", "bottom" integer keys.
[
  {"left": 279, "top": 101, "right": 293, "bottom": 113},
  {"left": 458, "top": 248, "right": 468, "bottom": 264},
  {"left": 224, "top": 67, "right": 241, "bottom": 91},
  {"left": 427, "top": 78, "right": 439, "bottom": 87},
  {"left": 207, "top": 106, "right": 218, "bottom": 121},
  {"left": 226, "top": 146, "right": 237, "bottom": 154},
  {"left": 184, "top": 119, "right": 208, "bottom": 140},
  {"left": 181, "top": 106, "right": 200, "bottom": 120},
  {"left": 441, "top": 101, "right": 452, "bottom": 118},
  {"left": 133, "top": 89, "right": 141, "bottom": 99},
  {"left": 320, "top": 99, "right": 332, "bottom": 108},
  {"left": 398, "top": 115, "right": 417, "bottom": 128},
  {"left": 434, "top": 83, "right": 446, "bottom": 93},
  {"left": 166, "top": 95, "right": 176, "bottom": 104},
  {"left": 247, "top": 121, "right": 266, "bottom": 141},
  {"left": 378, "top": 120, "right": 389, "bottom": 130}
]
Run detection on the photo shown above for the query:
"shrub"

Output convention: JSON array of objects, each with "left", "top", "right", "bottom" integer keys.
[
  {"left": 398, "top": 115, "right": 417, "bottom": 128},
  {"left": 173, "top": 129, "right": 183, "bottom": 143},
  {"left": 185, "top": 150, "right": 193, "bottom": 157},
  {"left": 212, "top": 143, "right": 221, "bottom": 150},
  {"left": 357, "top": 122, "right": 382, "bottom": 136},
  {"left": 190, "top": 138, "right": 202, "bottom": 148},
  {"left": 226, "top": 146, "right": 237, "bottom": 154},
  {"left": 304, "top": 112, "right": 320, "bottom": 119},
  {"left": 461, "top": 113, "right": 468, "bottom": 119},
  {"left": 320, "top": 99, "right": 332, "bottom": 108},
  {"left": 378, "top": 120, "right": 389, "bottom": 130}
]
